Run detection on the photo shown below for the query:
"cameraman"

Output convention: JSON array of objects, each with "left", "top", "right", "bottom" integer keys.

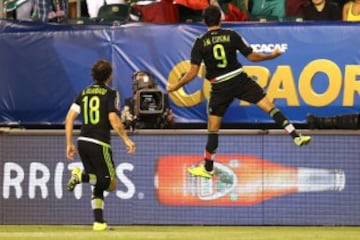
[{"left": 121, "top": 71, "right": 174, "bottom": 130}]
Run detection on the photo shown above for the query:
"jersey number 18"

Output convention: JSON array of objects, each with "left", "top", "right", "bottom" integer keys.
[{"left": 82, "top": 96, "right": 100, "bottom": 125}]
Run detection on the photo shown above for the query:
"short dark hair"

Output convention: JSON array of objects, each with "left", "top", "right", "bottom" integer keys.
[
  {"left": 91, "top": 59, "right": 112, "bottom": 83},
  {"left": 203, "top": 5, "right": 221, "bottom": 27}
]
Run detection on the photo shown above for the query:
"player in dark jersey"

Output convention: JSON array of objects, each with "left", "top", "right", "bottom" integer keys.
[
  {"left": 65, "top": 59, "right": 135, "bottom": 231},
  {"left": 166, "top": 5, "right": 311, "bottom": 179}
]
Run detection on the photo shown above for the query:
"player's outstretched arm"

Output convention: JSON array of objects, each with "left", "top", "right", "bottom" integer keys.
[
  {"left": 247, "top": 48, "right": 282, "bottom": 62},
  {"left": 167, "top": 64, "right": 200, "bottom": 92},
  {"left": 109, "top": 112, "right": 136, "bottom": 154}
]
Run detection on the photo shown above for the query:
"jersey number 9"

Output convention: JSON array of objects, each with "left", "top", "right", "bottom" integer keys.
[{"left": 213, "top": 44, "right": 228, "bottom": 68}]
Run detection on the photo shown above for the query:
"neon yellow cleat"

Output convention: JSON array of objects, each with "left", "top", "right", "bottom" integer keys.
[
  {"left": 188, "top": 166, "right": 215, "bottom": 179},
  {"left": 66, "top": 167, "right": 81, "bottom": 192},
  {"left": 93, "top": 222, "right": 108, "bottom": 231},
  {"left": 294, "top": 135, "right": 312, "bottom": 147}
]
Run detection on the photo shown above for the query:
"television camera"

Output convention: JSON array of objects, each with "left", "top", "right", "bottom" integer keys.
[{"left": 132, "top": 71, "right": 164, "bottom": 117}]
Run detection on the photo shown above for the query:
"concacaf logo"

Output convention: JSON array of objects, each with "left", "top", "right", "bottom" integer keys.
[{"left": 250, "top": 43, "right": 288, "bottom": 53}]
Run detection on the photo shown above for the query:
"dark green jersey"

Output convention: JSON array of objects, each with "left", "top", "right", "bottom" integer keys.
[
  {"left": 190, "top": 28, "right": 253, "bottom": 80},
  {"left": 73, "top": 83, "right": 120, "bottom": 144}
]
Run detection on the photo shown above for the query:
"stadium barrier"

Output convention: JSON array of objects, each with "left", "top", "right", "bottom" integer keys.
[
  {"left": 1, "top": 20, "right": 360, "bottom": 125},
  {"left": 0, "top": 128, "right": 359, "bottom": 225}
]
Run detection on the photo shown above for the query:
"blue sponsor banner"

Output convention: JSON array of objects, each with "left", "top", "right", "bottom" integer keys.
[
  {"left": 0, "top": 20, "right": 359, "bottom": 125},
  {"left": 0, "top": 131, "right": 359, "bottom": 225}
]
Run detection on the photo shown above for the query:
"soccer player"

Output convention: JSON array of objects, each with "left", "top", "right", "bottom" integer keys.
[
  {"left": 65, "top": 59, "right": 135, "bottom": 231},
  {"left": 166, "top": 5, "right": 311, "bottom": 179}
]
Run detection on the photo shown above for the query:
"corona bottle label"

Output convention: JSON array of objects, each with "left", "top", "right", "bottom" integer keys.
[{"left": 155, "top": 155, "right": 345, "bottom": 206}]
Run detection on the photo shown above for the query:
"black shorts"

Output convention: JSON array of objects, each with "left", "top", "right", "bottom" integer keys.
[
  {"left": 208, "top": 72, "right": 266, "bottom": 117},
  {"left": 77, "top": 140, "right": 115, "bottom": 181}
]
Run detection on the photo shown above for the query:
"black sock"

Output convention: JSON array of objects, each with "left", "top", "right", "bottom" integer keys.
[
  {"left": 205, "top": 158, "right": 214, "bottom": 172},
  {"left": 92, "top": 192, "right": 104, "bottom": 223},
  {"left": 82, "top": 174, "right": 89, "bottom": 183},
  {"left": 269, "top": 107, "right": 299, "bottom": 139},
  {"left": 93, "top": 209, "right": 104, "bottom": 223},
  {"left": 204, "top": 131, "right": 218, "bottom": 171}
]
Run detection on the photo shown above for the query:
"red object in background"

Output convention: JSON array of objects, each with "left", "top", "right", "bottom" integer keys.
[
  {"left": 224, "top": 3, "right": 249, "bottom": 22},
  {"left": 174, "top": 0, "right": 209, "bottom": 10},
  {"left": 155, "top": 155, "right": 345, "bottom": 206},
  {"left": 132, "top": 0, "right": 179, "bottom": 23},
  {"left": 286, "top": 0, "right": 309, "bottom": 17}
]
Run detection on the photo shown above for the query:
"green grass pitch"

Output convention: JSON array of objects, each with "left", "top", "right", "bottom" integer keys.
[{"left": 0, "top": 225, "right": 359, "bottom": 240}]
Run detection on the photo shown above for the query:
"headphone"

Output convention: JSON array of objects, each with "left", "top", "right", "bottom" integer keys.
[{"left": 132, "top": 70, "right": 157, "bottom": 93}]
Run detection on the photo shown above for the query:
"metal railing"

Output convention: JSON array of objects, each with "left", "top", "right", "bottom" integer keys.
[{"left": 1, "top": 128, "right": 359, "bottom": 136}]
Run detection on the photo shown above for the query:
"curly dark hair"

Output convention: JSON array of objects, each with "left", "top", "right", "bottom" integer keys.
[{"left": 91, "top": 59, "right": 113, "bottom": 83}]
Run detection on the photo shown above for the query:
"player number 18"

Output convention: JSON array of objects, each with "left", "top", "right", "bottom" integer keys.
[{"left": 82, "top": 96, "right": 100, "bottom": 125}]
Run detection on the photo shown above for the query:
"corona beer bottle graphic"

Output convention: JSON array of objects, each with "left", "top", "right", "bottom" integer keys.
[{"left": 155, "top": 155, "right": 345, "bottom": 206}]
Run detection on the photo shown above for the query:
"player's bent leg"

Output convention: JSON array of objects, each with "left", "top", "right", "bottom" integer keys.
[
  {"left": 107, "top": 179, "right": 117, "bottom": 192},
  {"left": 207, "top": 115, "right": 222, "bottom": 131},
  {"left": 256, "top": 95, "right": 275, "bottom": 113},
  {"left": 66, "top": 167, "right": 82, "bottom": 192},
  {"left": 188, "top": 115, "right": 221, "bottom": 178},
  {"left": 92, "top": 187, "right": 106, "bottom": 229},
  {"left": 257, "top": 97, "right": 312, "bottom": 147}
]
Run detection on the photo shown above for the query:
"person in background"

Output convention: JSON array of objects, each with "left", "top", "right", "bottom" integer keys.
[
  {"left": 16, "top": 0, "right": 34, "bottom": 20},
  {"left": 211, "top": 0, "right": 249, "bottom": 21},
  {"left": 250, "top": 0, "right": 285, "bottom": 20},
  {"left": 3, "top": 0, "right": 17, "bottom": 19},
  {"left": 285, "top": 0, "right": 309, "bottom": 19},
  {"left": 65, "top": 59, "right": 135, "bottom": 231},
  {"left": 86, "top": 0, "right": 125, "bottom": 18},
  {"left": 303, "top": 0, "right": 341, "bottom": 20},
  {"left": 121, "top": 70, "right": 174, "bottom": 130},
  {"left": 3, "top": 0, "right": 68, "bottom": 22},
  {"left": 32, "top": 0, "right": 68, "bottom": 22},
  {"left": 3, "top": 0, "right": 33, "bottom": 20},
  {"left": 342, "top": 0, "right": 360, "bottom": 21},
  {"left": 167, "top": 5, "right": 311, "bottom": 179}
]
